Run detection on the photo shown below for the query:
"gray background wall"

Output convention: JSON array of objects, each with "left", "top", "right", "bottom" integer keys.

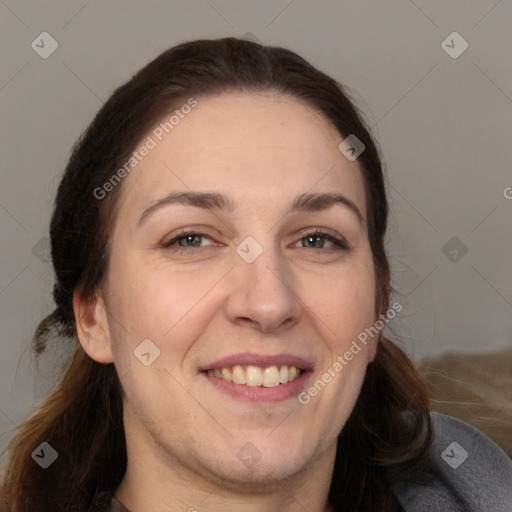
[{"left": 1, "top": 1, "right": 511, "bottom": 447}]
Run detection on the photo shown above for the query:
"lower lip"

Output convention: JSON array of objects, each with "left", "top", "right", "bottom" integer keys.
[{"left": 202, "top": 371, "right": 313, "bottom": 404}]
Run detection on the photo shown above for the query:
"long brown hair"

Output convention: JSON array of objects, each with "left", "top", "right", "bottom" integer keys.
[{"left": 0, "top": 37, "right": 431, "bottom": 512}]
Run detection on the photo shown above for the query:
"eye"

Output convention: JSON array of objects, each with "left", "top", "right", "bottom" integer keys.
[
  {"left": 293, "top": 229, "right": 349, "bottom": 251},
  {"left": 161, "top": 230, "right": 217, "bottom": 253}
]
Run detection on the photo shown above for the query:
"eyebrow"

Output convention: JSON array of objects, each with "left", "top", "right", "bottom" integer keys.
[{"left": 137, "top": 191, "right": 365, "bottom": 227}]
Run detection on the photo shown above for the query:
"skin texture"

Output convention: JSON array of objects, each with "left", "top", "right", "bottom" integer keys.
[{"left": 74, "top": 92, "right": 381, "bottom": 512}]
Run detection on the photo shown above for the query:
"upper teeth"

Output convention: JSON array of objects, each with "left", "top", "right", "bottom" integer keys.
[{"left": 207, "top": 365, "right": 301, "bottom": 387}]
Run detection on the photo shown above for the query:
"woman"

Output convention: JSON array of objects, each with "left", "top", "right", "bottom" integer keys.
[{"left": 1, "top": 37, "right": 510, "bottom": 512}]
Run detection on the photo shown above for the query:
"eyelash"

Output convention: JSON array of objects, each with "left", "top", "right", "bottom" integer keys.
[{"left": 161, "top": 228, "right": 349, "bottom": 255}]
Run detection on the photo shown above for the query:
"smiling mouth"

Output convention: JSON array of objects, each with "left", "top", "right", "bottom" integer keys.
[{"left": 204, "top": 365, "right": 304, "bottom": 388}]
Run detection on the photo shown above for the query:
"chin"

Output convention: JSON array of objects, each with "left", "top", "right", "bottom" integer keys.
[
  {"left": 212, "top": 453, "right": 313, "bottom": 489},
  {"left": 205, "top": 435, "right": 319, "bottom": 487}
]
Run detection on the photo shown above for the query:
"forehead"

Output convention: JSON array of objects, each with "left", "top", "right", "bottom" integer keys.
[{"left": 118, "top": 91, "right": 366, "bottom": 217}]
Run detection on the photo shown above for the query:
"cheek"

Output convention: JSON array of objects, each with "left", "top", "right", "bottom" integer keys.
[
  {"left": 300, "top": 258, "right": 376, "bottom": 347},
  {"left": 300, "top": 264, "right": 376, "bottom": 429},
  {"left": 115, "top": 358, "right": 197, "bottom": 444},
  {"left": 106, "top": 256, "right": 233, "bottom": 374}
]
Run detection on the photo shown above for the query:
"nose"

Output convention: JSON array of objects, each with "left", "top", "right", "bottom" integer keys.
[{"left": 225, "top": 243, "right": 301, "bottom": 333}]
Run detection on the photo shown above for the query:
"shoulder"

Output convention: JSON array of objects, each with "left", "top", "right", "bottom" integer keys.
[{"left": 391, "top": 412, "right": 512, "bottom": 512}]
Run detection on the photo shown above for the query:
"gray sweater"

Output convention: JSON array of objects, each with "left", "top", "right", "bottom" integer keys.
[
  {"left": 89, "top": 412, "right": 512, "bottom": 511},
  {"left": 391, "top": 412, "right": 512, "bottom": 511}
]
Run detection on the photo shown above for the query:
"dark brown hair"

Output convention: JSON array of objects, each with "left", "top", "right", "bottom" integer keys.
[{"left": 0, "top": 37, "right": 431, "bottom": 512}]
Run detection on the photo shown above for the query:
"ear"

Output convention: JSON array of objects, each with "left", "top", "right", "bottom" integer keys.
[{"left": 73, "top": 289, "right": 114, "bottom": 364}]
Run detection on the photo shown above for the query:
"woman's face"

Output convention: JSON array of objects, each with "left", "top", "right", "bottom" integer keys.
[{"left": 97, "top": 92, "right": 379, "bottom": 485}]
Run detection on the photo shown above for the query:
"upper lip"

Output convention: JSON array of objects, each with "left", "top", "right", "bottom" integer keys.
[{"left": 199, "top": 352, "right": 314, "bottom": 371}]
